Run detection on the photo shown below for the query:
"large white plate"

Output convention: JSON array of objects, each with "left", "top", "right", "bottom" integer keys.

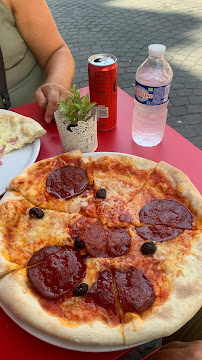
[
  {"left": 0, "top": 151, "right": 148, "bottom": 352},
  {"left": 0, "top": 300, "right": 146, "bottom": 353},
  {"left": 0, "top": 109, "right": 41, "bottom": 196}
]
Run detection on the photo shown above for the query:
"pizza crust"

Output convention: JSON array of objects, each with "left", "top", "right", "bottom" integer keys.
[
  {"left": 0, "top": 192, "right": 25, "bottom": 276},
  {"left": 0, "top": 190, "right": 24, "bottom": 206}
]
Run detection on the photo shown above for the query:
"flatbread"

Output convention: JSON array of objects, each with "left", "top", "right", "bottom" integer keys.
[{"left": 0, "top": 112, "right": 46, "bottom": 156}]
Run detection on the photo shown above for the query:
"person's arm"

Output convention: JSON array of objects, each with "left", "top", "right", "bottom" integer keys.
[
  {"left": 6, "top": 0, "right": 75, "bottom": 122},
  {"left": 34, "top": 44, "right": 75, "bottom": 123},
  {"left": 153, "top": 341, "right": 202, "bottom": 360}
]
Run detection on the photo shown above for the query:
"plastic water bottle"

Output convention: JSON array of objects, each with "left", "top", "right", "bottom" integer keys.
[{"left": 132, "top": 44, "right": 173, "bottom": 147}]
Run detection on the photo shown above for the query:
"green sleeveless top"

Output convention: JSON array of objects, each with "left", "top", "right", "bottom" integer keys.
[{"left": 0, "top": 0, "right": 45, "bottom": 108}]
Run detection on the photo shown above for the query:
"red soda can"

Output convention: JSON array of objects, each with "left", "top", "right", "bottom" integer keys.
[{"left": 88, "top": 54, "right": 118, "bottom": 130}]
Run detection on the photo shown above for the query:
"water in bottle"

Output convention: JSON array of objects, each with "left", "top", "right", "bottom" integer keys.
[{"left": 132, "top": 44, "right": 173, "bottom": 147}]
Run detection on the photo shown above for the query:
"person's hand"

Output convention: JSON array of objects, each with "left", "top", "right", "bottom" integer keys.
[
  {"left": 34, "top": 83, "right": 68, "bottom": 123},
  {"left": 153, "top": 341, "right": 202, "bottom": 360}
]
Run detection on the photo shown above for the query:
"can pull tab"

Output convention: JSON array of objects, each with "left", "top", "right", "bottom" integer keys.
[{"left": 94, "top": 58, "right": 103, "bottom": 63}]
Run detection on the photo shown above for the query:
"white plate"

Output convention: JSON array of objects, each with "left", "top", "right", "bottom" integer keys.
[
  {"left": 0, "top": 300, "right": 146, "bottom": 353},
  {"left": 1, "top": 151, "right": 147, "bottom": 352},
  {"left": 0, "top": 109, "right": 40, "bottom": 196}
]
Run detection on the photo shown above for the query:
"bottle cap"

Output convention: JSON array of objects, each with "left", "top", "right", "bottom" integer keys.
[{"left": 148, "top": 44, "right": 166, "bottom": 57}]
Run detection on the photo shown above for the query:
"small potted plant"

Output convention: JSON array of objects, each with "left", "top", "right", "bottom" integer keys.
[{"left": 54, "top": 84, "right": 97, "bottom": 153}]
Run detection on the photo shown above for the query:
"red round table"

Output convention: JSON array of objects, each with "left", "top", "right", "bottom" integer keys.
[{"left": 0, "top": 87, "right": 201, "bottom": 360}]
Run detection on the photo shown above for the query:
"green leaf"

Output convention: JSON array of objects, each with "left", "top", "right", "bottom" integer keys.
[
  {"left": 60, "top": 104, "right": 68, "bottom": 113},
  {"left": 74, "top": 103, "right": 83, "bottom": 111},
  {"left": 67, "top": 92, "right": 75, "bottom": 101},
  {"left": 63, "top": 115, "right": 73, "bottom": 121},
  {"left": 85, "top": 115, "right": 94, "bottom": 121},
  {"left": 72, "top": 84, "right": 77, "bottom": 93},
  {"left": 58, "top": 84, "right": 97, "bottom": 124},
  {"left": 75, "top": 113, "right": 84, "bottom": 121},
  {"left": 85, "top": 104, "right": 95, "bottom": 112}
]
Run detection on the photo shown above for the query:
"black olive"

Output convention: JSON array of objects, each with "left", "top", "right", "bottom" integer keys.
[
  {"left": 141, "top": 241, "right": 157, "bottom": 255},
  {"left": 96, "top": 188, "right": 106, "bottom": 199},
  {"left": 73, "top": 283, "right": 88, "bottom": 296},
  {"left": 74, "top": 236, "right": 85, "bottom": 249},
  {"left": 29, "top": 207, "right": 44, "bottom": 219}
]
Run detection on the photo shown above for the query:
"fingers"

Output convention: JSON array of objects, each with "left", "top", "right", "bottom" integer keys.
[
  {"left": 153, "top": 348, "right": 183, "bottom": 360},
  {"left": 60, "top": 90, "right": 69, "bottom": 101},
  {"left": 34, "top": 87, "right": 48, "bottom": 110},
  {"left": 153, "top": 341, "right": 202, "bottom": 360},
  {"left": 34, "top": 83, "right": 67, "bottom": 123},
  {"left": 44, "top": 87, "right": 60, "bottom": 123},
  {"left": 160, "top": 340, "right": 202, "bottom": 351},
  {"left": 159, "top": 341, "right": 188, "bottom": 350}
]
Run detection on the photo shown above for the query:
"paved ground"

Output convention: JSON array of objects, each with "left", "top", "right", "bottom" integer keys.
[
  {"left": 46, "top": 0, "right": 202, "bottom": 358},
  {"left": 47, "top": 0, "right": 202, "bottom": 151}
]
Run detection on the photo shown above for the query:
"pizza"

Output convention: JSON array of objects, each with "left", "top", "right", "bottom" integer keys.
[
  {"left": 0, "top": 149, "right": 201, "bottom": 347},
  {"left": 0, "top": 112, "right": 46, "bottom": 157}
]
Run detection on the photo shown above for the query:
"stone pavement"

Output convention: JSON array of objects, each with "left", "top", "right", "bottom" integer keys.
[
  {"left": 46, "top": 0, "right": 202, "bottom": 358},
  {"left": 47, "top": 0, "right": 202, "bottom": 151}
]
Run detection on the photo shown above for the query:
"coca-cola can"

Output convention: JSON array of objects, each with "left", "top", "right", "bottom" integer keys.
[{"left": 88, "top": 54, "right": 117, "bottom": 130}]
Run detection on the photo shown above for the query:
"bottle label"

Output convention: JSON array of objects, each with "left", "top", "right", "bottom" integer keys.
[{"left": 135, "top": 81, "right": 171, "bottom": 105}]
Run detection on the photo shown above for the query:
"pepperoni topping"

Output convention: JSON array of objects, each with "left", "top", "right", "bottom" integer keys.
[
  {"left": 107, "top": 228, "right": 131, "bottom": 257},
  {"left": 85, "top": 270, "right": 118, "bottom": 313},
  {"left": 82, "top": 222, "right": 107, "bottom": 257},
  {"left": 113, "top": 267, "right": 156, "bottom": 312},
  {"left": 46, "top": 165, "right": 90, "bottom": 200},
  {"left": 139, "top": 199, "right": 193, "bottom": 229},
  {"left": 71, "top": 220, "right": 131, "bottom": 258},
  {"left": 27, "top": 245, "right": 86, "bottom": 300},
  {"left": 27, "top": 245, "right": 60, "bottom": 266},
  {"left": 136, "top": 225, "right": 184, "bottom": 242},
  {"left": 70, "top": 219, "right": 107, "bottom": 257}
]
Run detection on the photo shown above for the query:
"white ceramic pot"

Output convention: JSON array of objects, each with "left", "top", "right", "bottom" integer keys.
[{"left": 54, "top": 107, "right": 98, "bottom": 153}]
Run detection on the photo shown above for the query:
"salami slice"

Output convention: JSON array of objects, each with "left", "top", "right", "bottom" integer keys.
[
  {"left": 27, "top": 245, "right": 86, "bottom": 300},
  {"left": 70, "top": 219, "right": 108, "bottom": 257},
  {"left": 113, "top": 266, "right": 156, "bottom": 312},
  {"left": 136, "top": 224, "right": 184, "bottom": 242},
  {"left": 85, "top": 270, "right": 118, "bottom": 314},
  {"left": 106, "top": 227, "right": 131, "bottom": 257},
  {"left": 139, "top": 199, "right": 193, "bottom": 229},
  {"left": 46, "top": 165, "right": 90, "bottom": 200}
]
